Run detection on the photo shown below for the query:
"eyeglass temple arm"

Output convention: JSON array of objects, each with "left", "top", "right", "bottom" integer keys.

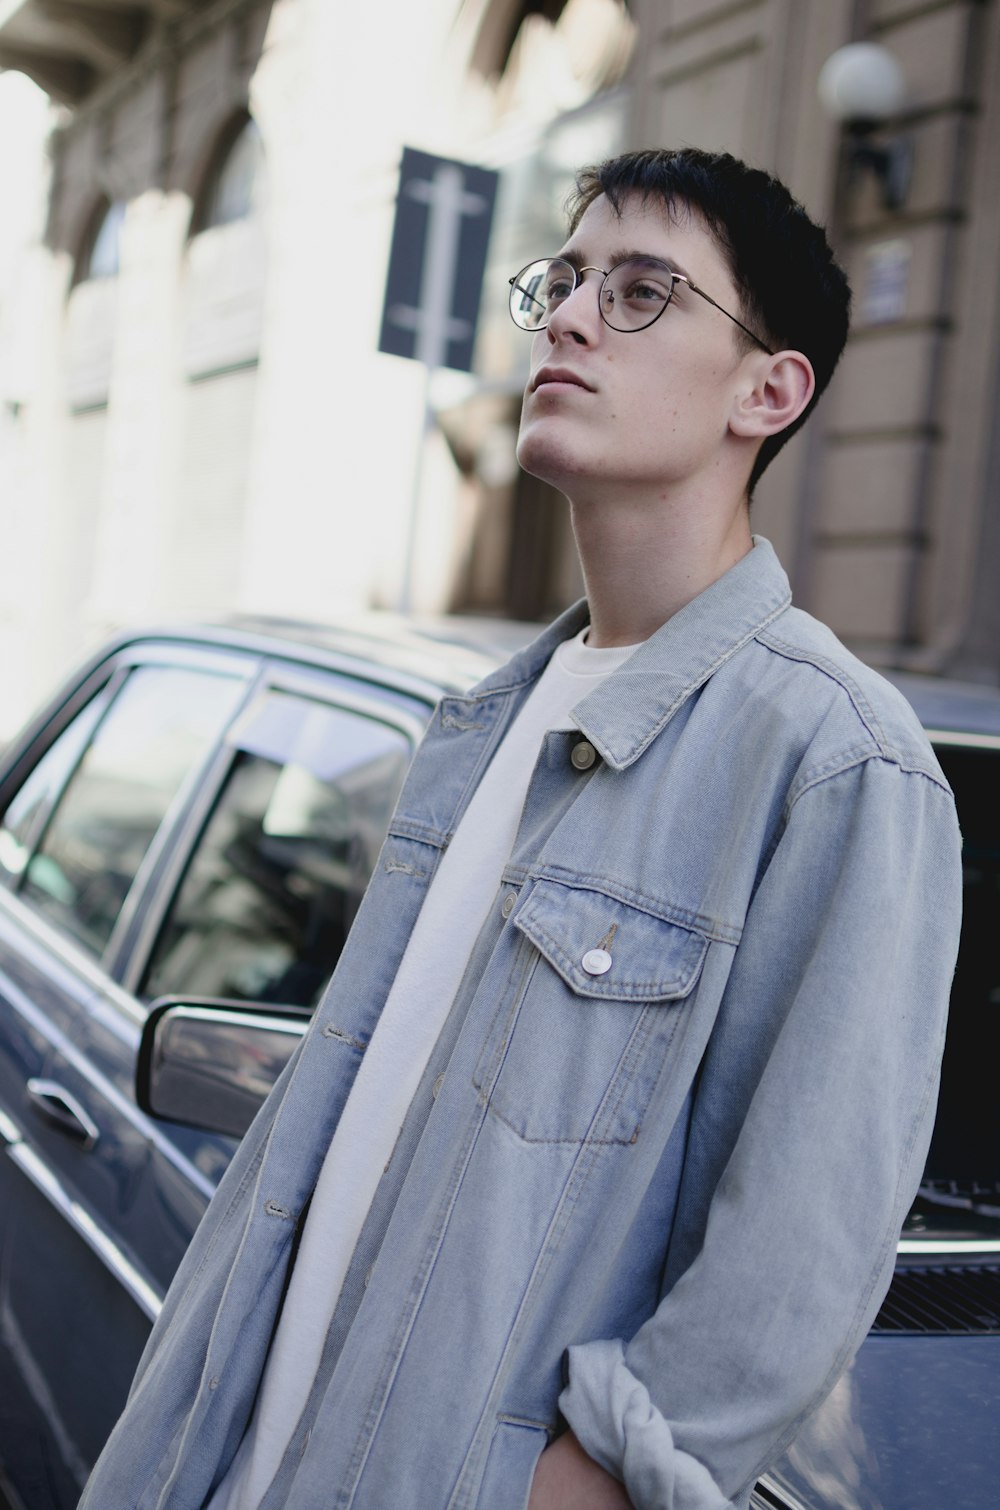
[{"left": 675, "top": 273, "right": 773, "bottom": 355}]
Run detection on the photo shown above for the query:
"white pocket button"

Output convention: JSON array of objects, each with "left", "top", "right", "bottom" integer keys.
[{"left": 581, "top": 947, "right": 613, "bottom": 976}]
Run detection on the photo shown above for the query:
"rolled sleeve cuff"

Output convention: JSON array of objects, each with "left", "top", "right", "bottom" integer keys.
[{"left": 559, "top": 1339, "right": 733, "bottom": 1510}]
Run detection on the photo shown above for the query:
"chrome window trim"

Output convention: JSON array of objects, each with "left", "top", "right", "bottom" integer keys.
[
  {"left": 110, "top": 731, "right": 254, "bottom": 999},
  {"left": 253, "top": 659, "right": 432, "bottom": 749},
  {"left": 926, "top": 728, "right": 1000, "bottom": 750},
  {"left": 751, "top": 1476, "right": 810, "bottom": 1510},
  {"left": 97, "top": 641, "right": 260, "bottom": 680},
  {"left": 898, "top": 1237, "right": 1000, "bottom": 1256},
  {"left": 7, "top": 1139, "right": 162, "bottom": 1321},
  {"left": 100, "top": 663, "right": 259, "bottom": 978}
]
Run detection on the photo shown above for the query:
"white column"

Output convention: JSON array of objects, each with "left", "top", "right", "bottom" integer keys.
[
  {"left": 85, "top": 188, "right": 191, "bottom": 635},
  {"left": 238, "top": 0, "right": 465, "bottom": 620}
]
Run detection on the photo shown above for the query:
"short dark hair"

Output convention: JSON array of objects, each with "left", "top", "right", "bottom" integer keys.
[{"left": 567, "top": 147, "right": 851, "bottom": 493}]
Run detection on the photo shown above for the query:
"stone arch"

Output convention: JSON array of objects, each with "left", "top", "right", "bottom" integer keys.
[
  {"left": 70, "top": 193, "right": 124, "bottom": 288},
  {"left": 186, "top": 106, "right": 265, "bottom": 240},
  {"left": 463, "top": 0, "right": 634, "bottom": 93}
]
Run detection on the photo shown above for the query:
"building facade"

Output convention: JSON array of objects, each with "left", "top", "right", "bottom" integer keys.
[
  {"left": 622, "top": 0, "right": 1000, "bottom": 683},
  {"left": 0, "top": 0, "right": 997, "bottom": 739}
]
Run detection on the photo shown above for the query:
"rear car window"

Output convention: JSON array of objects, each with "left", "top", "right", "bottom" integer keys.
[{"left": 140, "top": 689, "right": 412, "bottom": 1009}]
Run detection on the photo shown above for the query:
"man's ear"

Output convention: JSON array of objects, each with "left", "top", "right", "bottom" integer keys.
[{"left": 729, "top": 350, "right": 815, "bottom": 441}]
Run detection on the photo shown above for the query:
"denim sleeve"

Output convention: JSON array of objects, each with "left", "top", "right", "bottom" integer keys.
[{"left": 559, "top": 756, "right": 963, "bottom": 1509}]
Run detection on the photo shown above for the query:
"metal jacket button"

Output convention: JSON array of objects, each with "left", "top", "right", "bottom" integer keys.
[
  {"left": 571, "top": 740, "right": 597, "bottom": 770},
  {"left": 501, "top": 892, "right": 516, "bottom": 918},
  {"left": 582, "top": 947, "right": 613, "bottom": 976}
]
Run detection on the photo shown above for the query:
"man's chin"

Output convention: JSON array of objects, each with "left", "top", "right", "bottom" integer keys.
[{"left": 516, "top": 429, "right": 587, "bottom": 491}]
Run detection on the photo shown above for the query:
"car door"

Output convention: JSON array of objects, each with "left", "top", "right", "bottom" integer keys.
[
  {"left": 98, "top": 664, "right": 423, "bottom": 1305},
  {"left": 0, "top": 644, "right": 428, "bottom": 1507},
  {"left": 0, "top": 647, "right": 252, "bottom": 1509}
]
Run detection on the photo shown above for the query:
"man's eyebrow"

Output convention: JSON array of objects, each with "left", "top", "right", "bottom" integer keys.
[{"left": 556, "top": 246, "right": 696, "bottom": 283}]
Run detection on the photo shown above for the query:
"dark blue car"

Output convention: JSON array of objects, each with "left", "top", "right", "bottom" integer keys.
[{"left": 0, "top": 619, "right": 996, "bottom": 1509}]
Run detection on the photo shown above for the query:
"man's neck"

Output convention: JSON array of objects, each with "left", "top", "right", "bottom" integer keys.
[{"left": 569, "top": 488, "right": 753, "bottom": 648}]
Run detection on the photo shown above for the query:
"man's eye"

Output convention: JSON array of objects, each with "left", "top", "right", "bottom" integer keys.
[
  {"left": 623, "top": 279, "right": 669, "bottom": 304},
  {"left": 546, "top": 278, "right": 574, "bottom": 302}
]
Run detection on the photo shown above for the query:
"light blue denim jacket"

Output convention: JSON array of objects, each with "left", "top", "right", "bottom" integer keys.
[{"left": 83, "top": 539, "right": 962, "bottom": 1510}]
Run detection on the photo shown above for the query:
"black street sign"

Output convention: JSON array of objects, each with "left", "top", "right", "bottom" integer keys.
[{"left": 379, "top": 147, "right": 499, "bottom": 374}]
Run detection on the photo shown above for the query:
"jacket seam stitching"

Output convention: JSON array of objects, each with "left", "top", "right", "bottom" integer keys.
[
  {"left": 755, "top": 627, "right": 891, "bottom": 747},
  {"left": 520, "top": 912, "right": 706, "bottom": 999},
  {"left": 616, "top": 594, "right": 791, "bottom": 766},
  {"left": 522, "top": 868, "right": 741, "bottom": 945},
  {"left": 787, "top": 752, "right": 955, "bottom": 818}
]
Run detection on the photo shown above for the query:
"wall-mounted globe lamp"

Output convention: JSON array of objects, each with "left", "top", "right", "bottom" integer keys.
[{"left": 818, "top": 42, "right": 912, "bottom": 211}]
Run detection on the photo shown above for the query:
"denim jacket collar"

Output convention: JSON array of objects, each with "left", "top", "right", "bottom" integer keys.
[{"left": 468, "top": 537, "right": 792, "bottom": 771}]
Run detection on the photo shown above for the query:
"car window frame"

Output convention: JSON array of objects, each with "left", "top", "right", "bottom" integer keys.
[
  {"left": 0, "top": 641, "right": 259, "bottom": 1002},
  {"left": 0, "top": 669, "right": 124, "bottom": 892},
  {"left": 115, "top": 655, "right": 431, "bottom": 1004},
  {"left": 0, "top": 663, "right": 126, "bottom": 863}
]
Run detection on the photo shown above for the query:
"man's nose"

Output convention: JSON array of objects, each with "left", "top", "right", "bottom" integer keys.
[{"left": 547, "top": 269, "right": 605, "bottom": 343}]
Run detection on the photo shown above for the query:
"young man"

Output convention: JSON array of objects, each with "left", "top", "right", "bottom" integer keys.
[{"left": 84, "top": 149, "right": 962, "bottom": 1510}]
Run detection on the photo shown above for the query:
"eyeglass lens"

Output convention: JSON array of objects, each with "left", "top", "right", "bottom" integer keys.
[{"left": 509, "top": 257, "right": 677, "bottom": 333}]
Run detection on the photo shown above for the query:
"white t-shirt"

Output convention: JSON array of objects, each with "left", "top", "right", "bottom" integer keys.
[{"left": 210, "top": 626, "right": 639, "bottom": 1509}]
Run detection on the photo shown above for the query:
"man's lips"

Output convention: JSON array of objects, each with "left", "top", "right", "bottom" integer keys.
[{"left": 530, "top": 366, "right": 594, "bottom": 393}]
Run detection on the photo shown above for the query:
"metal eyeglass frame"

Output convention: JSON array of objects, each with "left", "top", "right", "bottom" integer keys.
[{"left": 508, "top": 256, "right": 775, "bottom": 355}]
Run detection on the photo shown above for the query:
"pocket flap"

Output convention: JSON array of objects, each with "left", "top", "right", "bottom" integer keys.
[{"left": 514, "top": 879, "right": 708, "bottom": 1002}]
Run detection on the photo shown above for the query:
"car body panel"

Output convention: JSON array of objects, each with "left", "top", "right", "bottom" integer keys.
[{"left": 767, "top": 1336, "right": 1000, "bottom": 1510}]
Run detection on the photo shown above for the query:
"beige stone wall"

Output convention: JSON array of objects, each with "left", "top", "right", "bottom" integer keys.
[
  {"left": 810, "top": 0, "right": 999, "bottom": 676},
  {"left": 624, "top": 0, "right": 852, "bottom": 578},
  {"left": 624, "top": 0, "right": 1000, "bottom": 678}
]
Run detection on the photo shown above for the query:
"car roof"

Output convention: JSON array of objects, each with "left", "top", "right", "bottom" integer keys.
[
  {"left": 220, "top": 618, "right": 1000, "bottom": 740},
  {"left": 886, "top": 670, "right": 1000, "bottom": 739},
  {"left": 15, "top": 614, "right": 1000, "bottom": 758},
  {"left": 96, "top": 612, "right": 542, "bottom": 704}
]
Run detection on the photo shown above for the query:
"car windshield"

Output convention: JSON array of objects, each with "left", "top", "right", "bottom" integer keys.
[{"left": 902, "top": 741, "right": 1000, "bottom": 1244}]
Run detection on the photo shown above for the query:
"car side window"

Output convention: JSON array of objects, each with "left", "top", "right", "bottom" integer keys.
[
  {"left": 0, "top": 694, "right": 106, "bottom": 888},
  {"left": 920, "top": 744, "right": 997, "bottom": 1199},
  {"left": 140, "top": 689, "right": 412, "bottom": 1010},
  {"left": 17, "top": 665, "right": 244, "bottom": 957}
]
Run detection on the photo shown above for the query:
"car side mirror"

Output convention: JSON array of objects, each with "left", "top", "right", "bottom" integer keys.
[{"left": 137, "top": 997, "right": 310, "bottom": 1138}]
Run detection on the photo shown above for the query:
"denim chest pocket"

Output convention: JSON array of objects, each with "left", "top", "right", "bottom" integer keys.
[{"left": 473, "top": 880, "right": 708, "bottom": 1145}]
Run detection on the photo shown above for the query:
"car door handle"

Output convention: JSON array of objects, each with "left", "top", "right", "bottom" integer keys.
[{"left": 26, "top": 1079, "right": 100, "bottom": 1150}]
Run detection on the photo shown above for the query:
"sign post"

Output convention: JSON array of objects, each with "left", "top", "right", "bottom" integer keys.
[{"left": 378, "top": 148, "right": 499, "bottom": 611}]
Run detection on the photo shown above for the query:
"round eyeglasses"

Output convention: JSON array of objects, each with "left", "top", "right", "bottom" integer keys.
[{"left": 507, "top": 255, "right": 773, "bottom": 353}]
